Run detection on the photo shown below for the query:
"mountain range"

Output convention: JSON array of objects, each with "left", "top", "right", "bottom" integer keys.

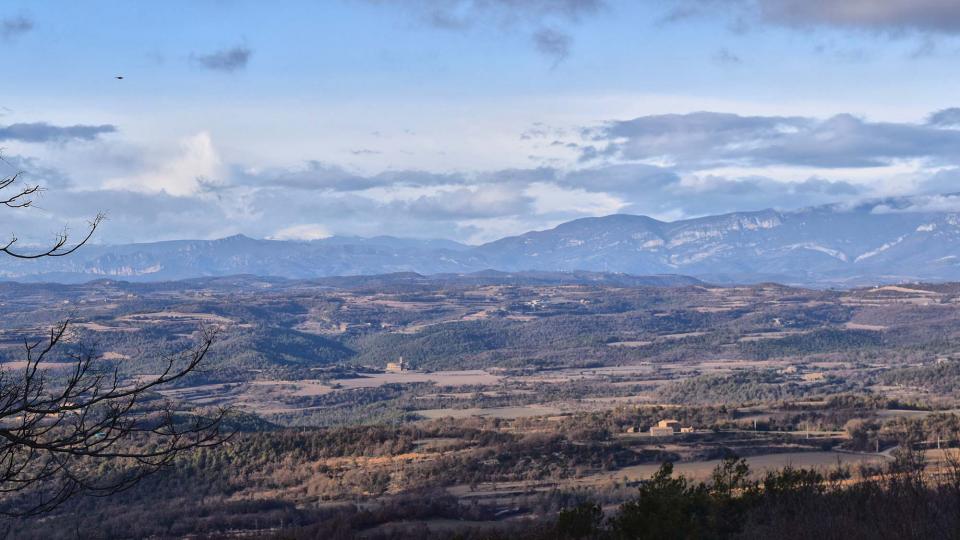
[{"left": 4, "top": 194, "right": 960, "bottom": 286}]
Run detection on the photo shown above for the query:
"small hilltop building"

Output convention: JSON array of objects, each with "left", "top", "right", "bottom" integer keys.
[
  {"left": 657, "top": 419, "right": 681, "bottom": 431},
  {"left": 650, "top": 419, "right": 694, "bottom": 436},
  {"left": 385, "top": 357, "right": 407, "bottom": 373}
]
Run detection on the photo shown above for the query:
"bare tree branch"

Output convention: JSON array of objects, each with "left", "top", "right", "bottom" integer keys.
[
  {"left": 0, "top": 157, "right": 104, "bottom": 259},
  {"left": 0, "top": 325, "right": 230, "bottom": 516},
  {"left": 0, "top": 162, "right": 231, "bottom": 515}
]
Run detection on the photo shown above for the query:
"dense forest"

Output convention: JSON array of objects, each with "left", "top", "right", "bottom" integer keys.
[{"left": 10, "top": 402, "right": 960, "bottom": 538}]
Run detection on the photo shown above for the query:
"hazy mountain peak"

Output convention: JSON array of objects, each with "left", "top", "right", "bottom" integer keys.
[{"left": 5, "top": 195, "right": 960, "bottom": 286}]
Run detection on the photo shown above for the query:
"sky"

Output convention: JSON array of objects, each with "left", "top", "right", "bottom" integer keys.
[{"left": 2, "top": 0, "right": 960, "bottom": 245}]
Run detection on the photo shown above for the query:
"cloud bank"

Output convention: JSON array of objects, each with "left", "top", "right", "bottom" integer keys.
[
  {"left": 0, "top": 122, "right": 116, "bottom": 143},
  {"left": 5, "top": 106, "right": 960, "bottom": 246},
  {"left": 582, "top": 111, "right": 960, "bottom": 168}
]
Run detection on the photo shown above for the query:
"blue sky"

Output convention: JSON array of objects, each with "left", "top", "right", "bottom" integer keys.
[{"left": 2, "top": 0, "right": 960, "bottom": 244}]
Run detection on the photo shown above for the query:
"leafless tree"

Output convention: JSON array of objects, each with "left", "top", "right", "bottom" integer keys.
[
  {"left": 0, "top": 160, "right": 229, "bottom": 516},
  {"left": 0, "top": 170, "right": 103, "bottom": 260}
]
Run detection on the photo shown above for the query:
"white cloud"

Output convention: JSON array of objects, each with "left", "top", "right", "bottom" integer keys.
[
  {"left": 268, "top": 223, "right": 332, "bottom": 241},
  {"left": 872, "top": 194, "right": 960, "bottom": 214},
  {"left": 526, "top": 181, "right": 626, "bottom": 215},
  {"left": 103, "top": 132, "right": 223, "bottom": 196},
  {"left": 11, "top": 103, "right": 960, "bottom": 246}
]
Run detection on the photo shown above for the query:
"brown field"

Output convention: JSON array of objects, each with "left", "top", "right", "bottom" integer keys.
[
  {"left": 607, "top": 340, "right": 653, "bottom": 347},
  {"left": 117, "top": 311, "right": 237, "bottom": 325},
  {"left": 73, "top": 322, "right": 140, "bottom": 332},
  {"left": 602, "top": 451, "right": 888, "bottom": 482},
  {"left": 334, "top": 370, "right": 501, "bottom": 389},
  {"left": 738, "top": 330, "right": 810, "bottom": 342},
  {"left": 844, "top": 322, "right": 888, "bottom": 331},
  {"left": 416, "top": 405, "right": 564, "bottom": 419}
]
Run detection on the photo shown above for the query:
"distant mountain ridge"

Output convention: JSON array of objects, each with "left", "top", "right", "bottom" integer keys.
[{"left": 4, "top": 194, "right": 960, "bottom": 285}]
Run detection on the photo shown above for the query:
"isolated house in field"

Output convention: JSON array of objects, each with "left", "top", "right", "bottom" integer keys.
[
  {"left": 385, "top": 357, "right": 407, "bottom": 373},
  {"left": 651, "top": 419, "right": 694, "bottom": 436},
  {"left": 657, "top": 419, "right": 681, "bottom": 432}
]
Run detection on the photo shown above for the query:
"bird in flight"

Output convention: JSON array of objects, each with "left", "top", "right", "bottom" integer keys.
[{"left": 115, "top": 76, "right": 124, "bottom": 80}]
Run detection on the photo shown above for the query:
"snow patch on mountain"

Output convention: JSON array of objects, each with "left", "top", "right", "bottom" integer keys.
[
  {"left": 785, "top": 243, "right": 849, "bottom": 262},
  {"left": 641, "top": 239, "right": 664, "bottom": 249},
  {"left": 855, "top": 235, "right": 907, "bottom": 263}
]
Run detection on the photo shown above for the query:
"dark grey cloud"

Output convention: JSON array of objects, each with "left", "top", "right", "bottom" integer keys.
[
  {"left": 664, "top": 1, "right": 960, "bottom": 36},
  {"left": 192, "top": 46, "right": 252, "bottom": 72},
  {"left": 758, "top": 0, "right": 960, "bottom": 34},
  {"left": 0, "top": 122, "right": 116, "bottom": 143},
  {"left": 532, "top": 28, "right": 572, "bottom": 63},
  {"left": 1, "top": 16, "right": 32, "bottom": 40},
  {"left": 585, "top": 111, "right": 808, "bottom": 165},
  {"left": 750, "top": 114, "right": 960, "bottom": 167},
  {"left": 369, "top": 0, "right": 603, "bottom": 60},
  {"left": 586, "top": 110, "right": 960, "bottom": 168},
  {"left": 928, "top": 107, "right": 960, "bottom": 127}
]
